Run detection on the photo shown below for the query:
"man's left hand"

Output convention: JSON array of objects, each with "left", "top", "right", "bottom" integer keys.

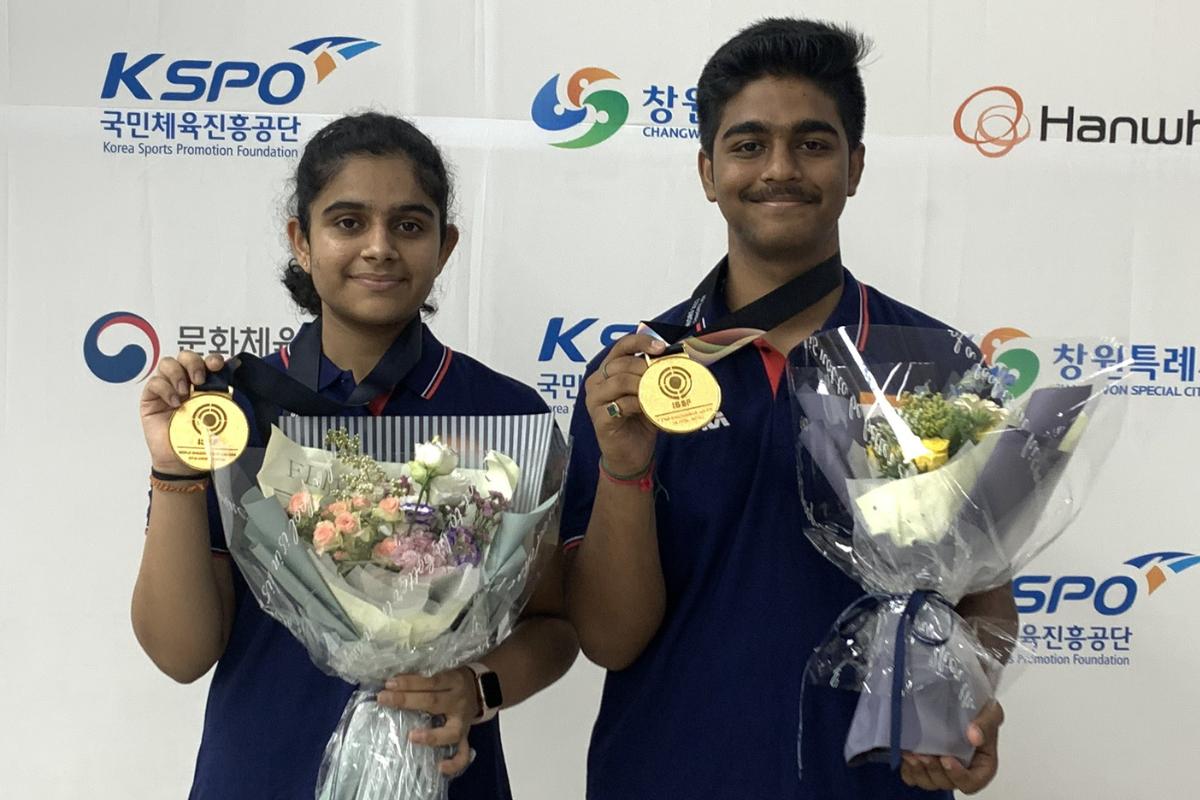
[
  {"left": 377, "top": 667, "right": 481, "bottom": 776},
  {"left": 900, "top": 700, "right": 1004, "bottom": 794}
]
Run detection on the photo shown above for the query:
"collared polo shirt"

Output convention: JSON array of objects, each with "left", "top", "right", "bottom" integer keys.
[
  {"left": 562, "top": 262, "right": 977, "bottom": 800},
  {"left": 188, "top": 319, "right": 546, "bottom": 800}
]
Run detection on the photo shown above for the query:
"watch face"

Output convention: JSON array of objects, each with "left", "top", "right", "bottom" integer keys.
[{"left": 479, "top": 671, "right": 503, "bottom": 709}]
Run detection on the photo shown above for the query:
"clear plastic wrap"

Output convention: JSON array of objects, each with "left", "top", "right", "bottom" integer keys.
[
  {"left": 787, "top": 326, "right": 1126, "bottom": 775},
  {"left": 211, "top": 413, "right": 567, "bottom": 800}
]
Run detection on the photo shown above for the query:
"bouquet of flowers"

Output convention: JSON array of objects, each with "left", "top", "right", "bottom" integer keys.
[
  {"left": 211, "top": 414, "right": 566, "bottom": 800},
  {"left": 787, "top": 326, "right": 1126, "bottom": 776}
]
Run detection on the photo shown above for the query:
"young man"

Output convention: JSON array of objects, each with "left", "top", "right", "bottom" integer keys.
[{"left": 562, "top": 18, "right": 1016, "bottom": 799}]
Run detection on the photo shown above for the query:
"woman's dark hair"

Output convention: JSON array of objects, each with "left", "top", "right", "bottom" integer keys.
[
  {"left": 282, "top": 112, "right": 454, "bottom": 316},
  {"left": 697, "top": 18, "right": 870, "bottom": 155}
]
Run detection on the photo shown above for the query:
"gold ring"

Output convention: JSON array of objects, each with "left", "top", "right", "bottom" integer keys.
[{"left": 605, "top": 401, "right": 622, "bottom": 418}]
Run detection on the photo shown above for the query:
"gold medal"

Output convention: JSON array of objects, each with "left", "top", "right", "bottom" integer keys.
[
  {"left": 637, "top": 354, "right": 722, "bottom": 434},
  {"left": 169, "top": 390, "right": 249, "bottom": 470}
]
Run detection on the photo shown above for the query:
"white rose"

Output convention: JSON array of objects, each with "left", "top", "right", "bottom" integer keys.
[
  {"left": 484, "top": 451, "right": 520, "bottom": 499},
  {"left": 428, "top": 473, "right": 476, "bottom": 506},
  {"left": 414, "top": 437, "right": 459, "bottom": 477}
]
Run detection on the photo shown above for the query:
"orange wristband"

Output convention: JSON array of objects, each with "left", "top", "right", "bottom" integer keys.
[{"left": 149, "top": 474, "right": 210, "bottom": 493}]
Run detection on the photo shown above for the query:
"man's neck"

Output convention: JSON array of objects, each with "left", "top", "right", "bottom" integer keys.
[
  {"left": 320, "top": 313, "right": 411, "bottom": 383},
  {"left": 724, "top": 240, "right": 844, "bottom": 355}
]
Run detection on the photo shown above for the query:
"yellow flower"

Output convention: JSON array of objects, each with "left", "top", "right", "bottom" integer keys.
[{"left": 912, "top": 438, "right": 950, "bottom": 472}]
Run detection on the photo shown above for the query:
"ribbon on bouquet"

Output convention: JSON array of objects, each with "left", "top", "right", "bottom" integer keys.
[
  {"left": 801, "top": 589, "right": 956, "bottom": 773},
  {"left": 888, "top": 590, "right": 954, "bottom": 770}
]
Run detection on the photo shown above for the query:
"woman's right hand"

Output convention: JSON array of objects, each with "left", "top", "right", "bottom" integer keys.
[
  {"left": 139, "top": 351, "right": 226, "bottom": 474},
  {"left": 585, "top": 334, "right": 666, "bottom": 475}
]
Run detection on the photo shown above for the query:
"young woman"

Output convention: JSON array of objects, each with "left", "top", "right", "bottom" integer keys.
[{"left": 132, "top": 112, "right": 578, "bottom": 800}]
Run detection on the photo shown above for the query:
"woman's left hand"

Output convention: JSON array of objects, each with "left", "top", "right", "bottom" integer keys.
[{"left": 377, "top": 667, "right": 481, "bottom": 776}]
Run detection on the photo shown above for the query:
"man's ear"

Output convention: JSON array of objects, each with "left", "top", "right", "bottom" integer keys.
[
  {"left": 698, "top": 148, "right": 717, "bottom": 203},
  {"left": 847, "top": 143, "right": 866, "bottom": 197}
]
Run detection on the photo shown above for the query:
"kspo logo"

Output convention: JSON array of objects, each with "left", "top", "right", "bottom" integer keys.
[
  {"left": 101, "top": 36, "right": 380, "bottom": 105},
  {"left": 1015, "top": 551, "right": 1200, "bottom": 616},
  {"left": 954, "top": 86, "right": 1031, "bottom": 158},
  {"left": 84, "top": 311, "right": 161, "bottom": 383},
  {"left": 539, "top": 317, "right": 637, "bottom": 362},
  {"left": 531, "top": 68, "right": 630, "bottom": 149}
]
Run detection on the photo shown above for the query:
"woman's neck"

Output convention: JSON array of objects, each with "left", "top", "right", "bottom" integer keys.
[{"left": 319, "top": 314, "right": 414, "bottom": 382}]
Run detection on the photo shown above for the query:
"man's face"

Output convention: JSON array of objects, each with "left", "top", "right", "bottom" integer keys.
[{"left": 699, "top": 75, "right": 865, "bottom": 263}]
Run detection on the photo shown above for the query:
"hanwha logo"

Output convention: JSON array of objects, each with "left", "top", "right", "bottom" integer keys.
[
  {"left": 658, "top": 365, "right": 692, "bottom": 400},
  {"left": 954, "top": 86, "right": 1031, "bottom": 158},
  {"left": 191, "top": 402, "right": 230, "bottom": 438}
]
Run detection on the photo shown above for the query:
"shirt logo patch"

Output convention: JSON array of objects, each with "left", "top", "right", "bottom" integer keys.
[{"left": 700, "top": 411, "right": 730, "bottom": 431}]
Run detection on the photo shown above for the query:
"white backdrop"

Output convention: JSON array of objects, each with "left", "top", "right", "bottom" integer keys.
[{"left": 2, "top": 1, "right": 1198, "bottom": 798}]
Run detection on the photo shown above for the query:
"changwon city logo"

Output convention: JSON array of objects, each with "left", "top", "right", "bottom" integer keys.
[
  {"left": 981, "top": 326, "right": 1200, "bottom": 398},
  {"left": 531, "top": 68, "right": 629, "bottom": 148}
]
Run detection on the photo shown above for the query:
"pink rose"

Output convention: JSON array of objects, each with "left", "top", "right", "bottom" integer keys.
[
  {"left": 334, "top": 512, "right": 359, "bottom": 535},
  {"left": 326, "top": 501, "right": 350, "bottom": 517},
  {"left": 288, "top": 491, "right": 314, "bottom": 517},
  {"left": 351, "top": 495, "right": 369, "bottom": 509},
  {"left": 373, "top": 537, "right": 400, "bottom": 559},
  {"left": 312, "top": 521, "right": 339, "bottom": 554},
  {"left": 374, "top": 495, "right": 403, "bottom": 522}
]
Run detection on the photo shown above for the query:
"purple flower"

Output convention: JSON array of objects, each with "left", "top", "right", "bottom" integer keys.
[{"left": 403, "top": 502, "right": 436, "bottom": 525}]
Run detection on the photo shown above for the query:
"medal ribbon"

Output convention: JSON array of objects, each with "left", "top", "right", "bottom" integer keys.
[
  {"left": 197, "top": 316, "right": 422, "bottom": 442},
  {"left": 640, "top": 252, "right": 845, "bottom": 366}
]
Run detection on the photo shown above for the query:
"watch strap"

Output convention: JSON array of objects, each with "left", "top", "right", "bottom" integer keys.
[{"left": 465, "top": 662, "right": 501, "bottom": 723}]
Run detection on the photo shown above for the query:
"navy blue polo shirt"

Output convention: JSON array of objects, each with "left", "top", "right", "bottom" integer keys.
[
  {"left": 562, "top": 263, "right": 973, "bottom": 800},
  {"left": 189, "top": 319, "right": 546, "bottom": 800}
]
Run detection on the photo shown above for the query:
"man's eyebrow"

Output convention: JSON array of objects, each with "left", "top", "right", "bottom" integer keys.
[
  {"left": 791, "top": 119, "right": 840, "bottom": 138},
  {"left": 720, "top": 119, "right": 841, "bottom": 141},
  {"left": 720, "top": 120, "right": 770, "bottom": 141}
]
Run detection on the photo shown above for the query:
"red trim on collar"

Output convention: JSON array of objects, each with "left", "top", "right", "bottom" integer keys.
[
  {"left": 856, "top": 283, "right": 871, "bottom": 352},
  {"left": 367, "top": 390, "right": 393, "bottom": 417},
  {"left": 279, "top": 344, "right": 291, "bottom": 368},
  {"left": 420, "top": 347, "right": 453, "bottom": 400},
  {"left": 754, "top": 339, "right": 787, "bottom": 397}
]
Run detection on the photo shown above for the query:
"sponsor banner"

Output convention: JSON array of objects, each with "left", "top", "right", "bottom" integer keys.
[{"left": 6, "top": 4, "right": 1200, "bottom": 800}]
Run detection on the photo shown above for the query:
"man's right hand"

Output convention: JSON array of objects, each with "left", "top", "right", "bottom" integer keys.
[
  {"left": 139, "top": 351, "right": 226, "bottom": 474},
  {"left": 585, "top": 334, "right": 666, "bottom": 474}
]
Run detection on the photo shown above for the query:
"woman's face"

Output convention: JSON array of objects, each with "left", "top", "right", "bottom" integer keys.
[{"left": 289, "top": 154, "right": 457, "bottom": 332}]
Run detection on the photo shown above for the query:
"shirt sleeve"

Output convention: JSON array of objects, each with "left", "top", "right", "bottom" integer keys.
[{"left": 560, "top": 359, "right": 603, "bottom": 551}]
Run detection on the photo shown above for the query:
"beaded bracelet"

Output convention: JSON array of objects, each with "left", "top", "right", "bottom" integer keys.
[{"left": 149, "top": 469, "right": 210, "bottom": 494}]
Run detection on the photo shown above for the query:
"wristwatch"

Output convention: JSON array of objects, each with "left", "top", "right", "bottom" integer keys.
[{"left": 465, "top": 662, "right": 503, "bottom": 723}]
